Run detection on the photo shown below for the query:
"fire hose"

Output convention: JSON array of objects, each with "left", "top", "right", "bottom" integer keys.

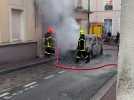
[{"left": 55, "top": 48, "right": 118, "bottom": 71}]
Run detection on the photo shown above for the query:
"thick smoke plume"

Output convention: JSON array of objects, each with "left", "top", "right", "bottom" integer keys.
[{"left": 39, "top": 0, "right": 80, "bottom": 52}]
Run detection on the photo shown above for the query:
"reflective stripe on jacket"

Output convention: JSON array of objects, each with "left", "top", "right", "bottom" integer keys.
[{"left": 45, "top": 36, "right": 53, "bottom": 48}]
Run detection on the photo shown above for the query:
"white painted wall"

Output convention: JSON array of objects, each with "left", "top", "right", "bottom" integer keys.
[
  {"left": 90, "top": 0, "right": 121, "bottom": 35},
  {"left": 0, "top": 0, "right": 35, "bottom": 43},
  {"left": 75, "top": 0, "right": 121, "bottom": 35}
]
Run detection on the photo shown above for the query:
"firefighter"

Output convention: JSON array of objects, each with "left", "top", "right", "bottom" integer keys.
[
  {"left": 76, "top": 28, "right": 89, "bottom": 63},
  {"left": 44, "top": 27, "right": 55, "bottom": 56}
]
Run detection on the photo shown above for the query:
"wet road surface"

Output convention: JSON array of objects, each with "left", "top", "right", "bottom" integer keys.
[{"left": 0, "top": 45, "right": 118, "bottom": 100}]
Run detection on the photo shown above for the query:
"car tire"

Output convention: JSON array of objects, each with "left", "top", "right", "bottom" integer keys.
[
  {"left": 90, "top": 50, "right": 94, "bottom": 58},
  {"left": 75, "top": 58, "right": 79, "bottom": 63},
  {"left": 85, "top": 52, "right": 91, "bottom": 63},
  {"left": 100, "top": 47, "right": 103, "bottom": 55}
]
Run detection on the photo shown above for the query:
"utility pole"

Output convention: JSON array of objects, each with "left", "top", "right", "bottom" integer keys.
[
  {"left": 117, "top": 0, "right": 134, "bottom": 99},
  {"left": 88, "top": 0, "right": 90, "bottom": 34}
]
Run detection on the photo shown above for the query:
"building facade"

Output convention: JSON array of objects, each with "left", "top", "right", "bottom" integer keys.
[
  {"left": 0, "top": 0, "right": 36, "bottom": 43},
  {"left": 74, "top": 0, "right": 121, "bottom": 35},
  {"left": 0, "top": 0, "right": 38, "bottom": 64}
]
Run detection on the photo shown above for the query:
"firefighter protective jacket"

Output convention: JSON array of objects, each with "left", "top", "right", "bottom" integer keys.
[{"left": 77, "top": 37, "right": 86, "bottom": 51}]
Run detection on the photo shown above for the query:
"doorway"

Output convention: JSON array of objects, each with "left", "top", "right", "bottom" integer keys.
[{"left": 104, "top": 19, "right": 112, "bottom": 34}]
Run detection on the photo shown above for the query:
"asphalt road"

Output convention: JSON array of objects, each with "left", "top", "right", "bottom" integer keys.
[
  {"left": 0, "top": 45, "right": 118, "bottom": 100},
  {"left": 1, "top": 68, "right": 117, "bottom": 100}
]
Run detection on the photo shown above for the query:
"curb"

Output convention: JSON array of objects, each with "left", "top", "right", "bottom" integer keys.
[
  {"left": 91, "top": 75, "right": 117, "bottom": 100},
  {"left": 0, "top": 57, "right": 55, "bottom": 75}
]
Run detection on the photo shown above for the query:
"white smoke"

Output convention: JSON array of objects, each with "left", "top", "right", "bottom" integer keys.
[{"left": 39, "top": 0, "right": 80, "bottom": 52}]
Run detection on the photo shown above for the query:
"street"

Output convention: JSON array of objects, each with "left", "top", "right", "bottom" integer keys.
[{"left": 0, "top": 45, "right": 117, "bottom": 100}]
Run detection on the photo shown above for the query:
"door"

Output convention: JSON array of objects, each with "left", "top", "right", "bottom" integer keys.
[{"left": 104, "top": 19, "right": 112, "bottom": 34}]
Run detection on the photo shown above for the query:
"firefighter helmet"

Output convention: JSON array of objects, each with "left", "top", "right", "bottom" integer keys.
[{"left": 48, "top": 26, "right": 54, "bottom": 33}]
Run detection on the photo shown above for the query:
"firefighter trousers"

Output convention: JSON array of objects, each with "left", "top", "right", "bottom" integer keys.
[{"left": 76, "top": 50, "right": 87, "bottom": 59}]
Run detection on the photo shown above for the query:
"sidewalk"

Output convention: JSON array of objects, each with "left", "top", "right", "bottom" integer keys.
[
  {"left": 91, "top": 75, "right": 117, "bottom": 100},
  {"left": 0, "top": 57, "right": 55, "bottom": 75},
  {"left": 101, "top": 82, "right": 116, "bottom": 100}
]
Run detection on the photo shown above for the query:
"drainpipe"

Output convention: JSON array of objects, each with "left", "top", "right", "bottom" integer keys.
[
  {"left": 34, "top": 0, "right": 38, "bottom": 34},
  {"left": 117, "top": 0, "right": 134, "bottom": 99},
  {"left": 88, "top": 0, "right": 90, "bottom": 34}
]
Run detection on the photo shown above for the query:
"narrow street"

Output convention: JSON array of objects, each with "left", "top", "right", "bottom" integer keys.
[
  {"left": 0, "top": 45, "right": 117, "bottom": 100},
  {"left": 2, "top": 0, "right": 134, "bottom": 99}
]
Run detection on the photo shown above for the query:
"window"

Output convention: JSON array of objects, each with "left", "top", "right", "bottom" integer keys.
[
  {"left": 105, "top": 0, "right": 113, "bottom": 10},
  {"left": 11, "top": 9, "right": 24, "bottom": 42},
  {"left": 76, "top": 0, "right": 83, "bottom": 9},
  {"left": 105, "top": 4, "right": 113, "bottom": 10}
]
